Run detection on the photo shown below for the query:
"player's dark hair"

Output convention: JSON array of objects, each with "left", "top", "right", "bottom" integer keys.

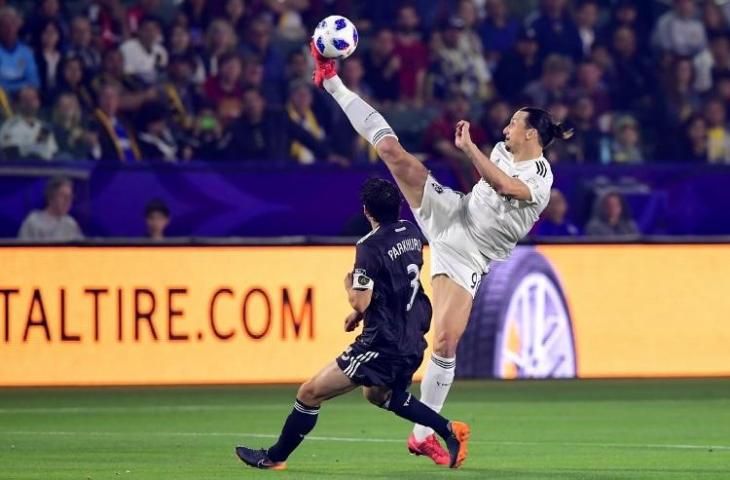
[
  {"left": 519, "top": 107, "right": 574, "bottom": 148},
  {"left": 360, "top": 178, "right": 401, "bottom": 224}
]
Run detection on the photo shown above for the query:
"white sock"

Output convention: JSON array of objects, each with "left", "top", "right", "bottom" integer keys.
[
  {"left": 412, "top": 353, "right": 456, "bottom": 441},
  {"left": 323, "top": 75, "right": 397, "bottom": 147}
]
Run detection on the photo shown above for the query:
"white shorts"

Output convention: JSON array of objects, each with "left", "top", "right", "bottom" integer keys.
[{"left": 412, "top": 175, "right": 490, "bottom": 298}]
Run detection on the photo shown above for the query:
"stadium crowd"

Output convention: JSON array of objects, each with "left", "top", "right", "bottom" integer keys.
[
  {"left": 1, "top": 0, "right": 730, "bottom": 166},
  {"left": 2, "top": 0, "right": 729, "bottom": 240}
]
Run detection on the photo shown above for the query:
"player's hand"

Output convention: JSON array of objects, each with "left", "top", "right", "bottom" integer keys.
[
  {"left": 344, "top": 272, "right": 353, "bottom": 290},
  {"left": 455, "top": 120, "right": 473, "bottom": 151},
  {"left": 344, "top": 311, "right": 362, "bottom": 332}
]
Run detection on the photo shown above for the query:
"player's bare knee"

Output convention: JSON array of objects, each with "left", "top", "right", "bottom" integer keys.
[
  {"left": 363, "top": 387, "right": 391, "bottom": 408},
  {"left": 297, "top": 380, "right": 321, "bottom": 406}
]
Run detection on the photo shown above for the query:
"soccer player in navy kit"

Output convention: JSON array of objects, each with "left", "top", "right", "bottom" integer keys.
[{"left": 235, "top": 178, "right": 471, "bottom": 471}]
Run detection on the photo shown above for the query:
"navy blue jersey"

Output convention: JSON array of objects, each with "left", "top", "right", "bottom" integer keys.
[{"left": 351, "top": 220, "right": 432, "bottom": 358}]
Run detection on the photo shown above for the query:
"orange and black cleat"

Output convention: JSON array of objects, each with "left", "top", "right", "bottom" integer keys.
[{"left": 444, "top": 421, "right": 471, "bottom": 469}]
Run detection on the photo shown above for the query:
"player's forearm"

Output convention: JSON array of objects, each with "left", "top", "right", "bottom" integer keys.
[
  {"left": 345, "top": 287, "right": 371, "bottom": 313},
  {"left": 463, "top": 143, "right": 530, "bottom": 199}
]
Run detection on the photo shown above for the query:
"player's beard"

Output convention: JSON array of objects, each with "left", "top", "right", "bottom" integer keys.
[{"left": 504, "top": 140, "right": 512, "bottom": 152}]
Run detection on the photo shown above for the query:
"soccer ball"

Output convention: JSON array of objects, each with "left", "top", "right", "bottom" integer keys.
[{"left": 312, "top": 15, "right": 358, "bottom": 59}]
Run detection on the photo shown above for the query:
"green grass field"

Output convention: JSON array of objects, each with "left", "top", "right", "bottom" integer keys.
[{"left": 1, "top": 379, "right": 729, "bottom": 479}]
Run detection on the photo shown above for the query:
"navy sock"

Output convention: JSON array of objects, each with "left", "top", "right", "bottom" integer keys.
[
  {"left": 267, "top": 399, "right": 320, "bottom": 462},
  {"left": 385, "top": 390, "right": 451, "bottom": 440}
]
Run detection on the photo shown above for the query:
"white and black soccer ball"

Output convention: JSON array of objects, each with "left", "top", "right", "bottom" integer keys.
[{"left": 312, "top": 15, "right": 358, "bottom": 59}]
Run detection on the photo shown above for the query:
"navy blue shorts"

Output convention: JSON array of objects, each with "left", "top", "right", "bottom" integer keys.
[{"left": 336, "top": 342, "right": 423, "bottom": 391}]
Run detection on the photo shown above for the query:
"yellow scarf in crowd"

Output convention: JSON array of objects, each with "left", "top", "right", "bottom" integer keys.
[{"left": 287, "top": 104, "right": 323, "bottom": 164}]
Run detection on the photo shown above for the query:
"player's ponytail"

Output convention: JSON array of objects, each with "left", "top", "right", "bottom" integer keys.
[
  {"left": 550, "top": 121, "right": 575, "bottom": 142},
  {"left": 520, "top": 107, "right": 574, "bottom": 148}
]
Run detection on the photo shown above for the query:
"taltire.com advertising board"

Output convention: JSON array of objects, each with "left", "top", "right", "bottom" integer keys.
[{"left": 1, "top": 245, "right": 728, "bottom": 385}]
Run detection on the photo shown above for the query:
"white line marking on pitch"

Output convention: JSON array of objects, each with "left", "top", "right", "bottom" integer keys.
[{"left": 0, "top": 430, "right": 727, "bottom": 451}]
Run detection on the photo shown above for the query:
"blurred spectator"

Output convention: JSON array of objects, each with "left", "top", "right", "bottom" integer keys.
[
  {"left": 528, "top": 0, "right": 583, "bottom": 61},
  {"left": 610, "top": 115, "right": 644, "bottom": 164},
  {"left": 92, "top": 48, "right": 156, "bottom": 113},
  {"left": 240, "top": 16, "right": 285, "bottom": 99},
  {"left": 202, "top": 19, "right": 237, "bottom": 78},
  {"left": 167, "top": 23, "right": 206, "bottom": 84},
  {"left": 677, "top": 114, "right": 709, "bottom": 162},
  {"left": 429, "top": 16, "right": 492, "bottom": 101},
  {"left": 51, "top": 93, "right": 98, "bottom": 161},
  {"left": 701, "top": 0, "right": 728, "bottom": 38},
  {"left": 694, "top": 33, "right": 730, "bottom": 94},
  {"left": 286, "top": 80, "right": 331, "bottom": 165},
  {"left": 423, "top": 90, "right": 487, "bottom": 188},
  {"left": 0, "top": 86, "right": 58, "bottom": 161},
  {"left": 393, "top": 4, "right": 428, "bottom": 104},
  {"left": 363, "top": 28, "right": 400, "bottom": 103},
  {"left": 493, "top": 27, "right": 541, "bottom": 102},
  {"left": 52, "top": 56, "right": 97, "bottom": 114},
  {"left": 221, "top": 87, "right": 339, "bottom": 163},
  {"left": 67, "top": 16, "right": 102, "bottom": 75},
  {"left": 481, "top": 98, "right": 511, "bottom": 145},
  {"left": 652, "top": 0, "right": 707, "bottom": 58},
  {"left": 180, "top": 0, "right": 212, "bottom": 45},
  {"left": 21, "top": 0, "right": 67, "bottom": 46},
  {"left": 18, "top": 176, "right": 83, "bottom": 241},
  {"left": 534, "top": 188, "right": 580, "bottom": 236},
  {"left": 224, "top": 0, "right": 249, "bottom": 34},
  {"left": 91, "top": 83, "right": 141, "bottom": 162},
  {"left": 137, "top": 101, "right": 185, "bottom": 162},
  {"left": 602, "top": 0, "right": 648, "bottom": 52},
  {"left": 87, "top": 0, "right": 128, "bottom": 49},
  {"left": 610, "top": 25, "right": 654, "bottom": 112},
  {"left": 704, "top": 97, "right": 730, "bottom": 163},
  {"left": 127, "top": 0, "right": 162, "bottom": 34},
  {"left": 191, "top": 106, "right": 223, "bottom": 160},
  {"left": 267, "top": 0, "right": 308, "bottom": 42},
  {"left": 523, "top": 54, "right": 573, "bottom": 109},
  {"left": 0, "top": 7, "right": 40, "bottom": 93},
  {"left": 585, "top": 191, "right": 639, "bottom": 236},
  {"left": 454, "top": 0, "right": 486, "bottom": 57},
  {"left": 568, "top": 95, "right": 601, "bottom": 162},
  {"left": 32, "top": 20, "right": 63, "bottom": 96},
  {"left": 575, "top": 0, "right": 599, "bottom": 57},
  {"left": 573, "top": 60, "right": 611, "bottom": 116},
  {"left": 162, "top": 54, "right": 205, "bottom": 137},
  {"left": 120, "top": 16, "right": 168, "bottom": 85},
  {"left": 660, "top": 56, "right": 701, "bottom": 135},
  {"left": 203, "top": 51, "right": 244, "bottom": 110},
  {"left": 479, "top": 0, "right": 520, "bottom": 66},
  {"left": 145, "top": 198, "right": 170, "bottom": 240}
]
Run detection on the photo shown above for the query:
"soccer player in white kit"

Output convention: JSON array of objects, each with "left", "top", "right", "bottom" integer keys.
[{"left": 311, "top": 43, "right": 573, "bottom": 465}]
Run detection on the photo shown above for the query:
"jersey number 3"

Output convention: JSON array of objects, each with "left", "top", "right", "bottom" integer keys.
[{"left": 406, "top": 264, "right": 420, "bottom": 312}]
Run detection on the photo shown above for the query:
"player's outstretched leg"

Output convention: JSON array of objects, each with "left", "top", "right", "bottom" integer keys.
[
  {"left": 236, "top": 361, "right": 357, "bottom": 470},
  {"left": 310, "top": 43, "right": 428, "bottom": 210},
  {"left": 412, "top": 275, "right": 473, "bottom": 452},
  {"left": 364, "top": 387, "right": 470, "bottom": 469}
]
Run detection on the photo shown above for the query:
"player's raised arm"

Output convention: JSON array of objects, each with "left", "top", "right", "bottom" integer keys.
[{"left": 454, "top": 120, "right": 533, "bottom": 200}]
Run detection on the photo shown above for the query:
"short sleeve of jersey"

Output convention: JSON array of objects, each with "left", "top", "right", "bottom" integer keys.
[
  {"left": 517, "top": 160, "right": 552, "bottom": 205},
  {"left": 352, "top": 243, "right": 381, "bottom": 291}
]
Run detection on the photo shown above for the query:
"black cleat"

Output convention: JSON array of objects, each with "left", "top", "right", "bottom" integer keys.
[
  {"left": 443, "top": 421, "right": 471, "bottom": 468},
  {"left": 235, "top": 446, "right": 287, "bottom": 470}
]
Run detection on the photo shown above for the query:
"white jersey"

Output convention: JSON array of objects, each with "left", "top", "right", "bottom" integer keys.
[{"left": 464, "top": 142, "right": 553, "bottom": 260}]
